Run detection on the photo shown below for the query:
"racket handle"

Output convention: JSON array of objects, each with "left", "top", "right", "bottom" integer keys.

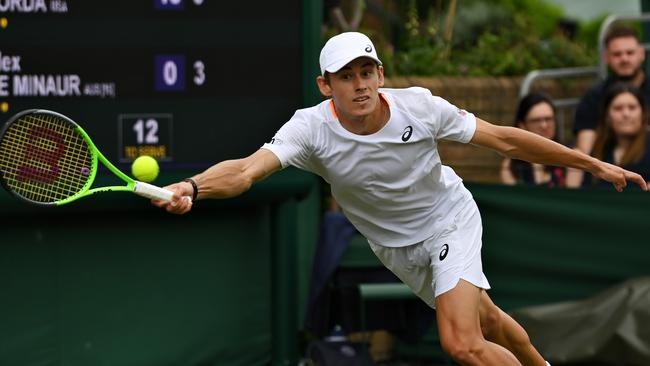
[{"left": 134, "top": 181, "right": 174, "bottom": 201}]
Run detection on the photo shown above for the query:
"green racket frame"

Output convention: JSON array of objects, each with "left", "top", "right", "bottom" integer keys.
[{"left": 0, "top": 109, "right": 173, "bottom": 206}]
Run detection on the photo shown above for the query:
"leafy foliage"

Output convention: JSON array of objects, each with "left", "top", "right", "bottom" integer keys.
[{"left": 376, "top": 0, "right": 598, "bottom": 76}]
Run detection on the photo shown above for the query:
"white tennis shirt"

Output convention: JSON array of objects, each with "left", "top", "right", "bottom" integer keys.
[{"left": 262, "top": 87, "right": 477, "bottom": 247}]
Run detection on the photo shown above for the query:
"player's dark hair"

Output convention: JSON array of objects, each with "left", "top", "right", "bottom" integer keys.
[
  {"left": 605, "top": 26, "right": 640, "bottom": 48},
  {"left": 323, "top": 72, "right": 331, "bottom": 85}
]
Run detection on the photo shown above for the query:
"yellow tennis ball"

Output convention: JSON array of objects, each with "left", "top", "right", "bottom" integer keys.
[{"left": 131, "top": 155, "right": 159, "bottom": 182}]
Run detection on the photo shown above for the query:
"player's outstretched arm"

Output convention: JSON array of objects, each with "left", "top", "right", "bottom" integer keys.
[
  {"left": 153, "top": 148, "right": 283, "bottom": 214},
  {"left": 470, "top": 118, "right": 648, "bottom": 192}
]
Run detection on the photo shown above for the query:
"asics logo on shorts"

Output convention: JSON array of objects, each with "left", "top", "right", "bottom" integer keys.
[
  {"left": 401, "top": 126, "right": 413, "bottom": 142},
  {"left": 439, "top": 244, "right": 449, "bottom": 261}
]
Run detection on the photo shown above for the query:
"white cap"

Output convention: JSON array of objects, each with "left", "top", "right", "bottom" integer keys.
[{"left": 319, "top": 32, "right": 382, "bottom": 75}]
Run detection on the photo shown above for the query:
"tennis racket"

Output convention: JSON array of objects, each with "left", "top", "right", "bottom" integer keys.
[{"left": 0, "top": 109, "right": 174, "bottom": 206}]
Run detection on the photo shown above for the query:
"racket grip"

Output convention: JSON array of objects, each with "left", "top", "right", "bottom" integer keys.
[{"left": 134, "top": 181, "right": 174, "bottom": 201}]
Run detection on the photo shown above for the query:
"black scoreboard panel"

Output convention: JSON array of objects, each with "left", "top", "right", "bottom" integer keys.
[{"left": 0, "top": 1, "right": 305, "bottom": 168}]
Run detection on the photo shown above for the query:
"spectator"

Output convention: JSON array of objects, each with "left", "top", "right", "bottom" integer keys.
[
  {"left": 501, "top": 92, "right": 566, "bottom": 187},
  {"left": 568, "top": 26, "right": 650, "bottom": 187},
  {"left": 584, "top": 83, "right": 650, "bottom": 187}
]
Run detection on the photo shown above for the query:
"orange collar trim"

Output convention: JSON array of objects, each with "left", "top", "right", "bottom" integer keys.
[
  {"left": 380, "top": 92, "right": 390, "bottom": 106},
  {"left": 329, "top": 99, "right": 338, "bottom": 119}
]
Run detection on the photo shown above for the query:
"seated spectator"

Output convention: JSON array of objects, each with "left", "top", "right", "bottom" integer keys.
[
  {"left": 568, "top": 26, "right": 650, "bottom": 187},
  {"left": 501, "top": 92, "right": 566, "bottom": 187},
  {"left": 584, "top": 83, "right": 650, "bottom": 187}
]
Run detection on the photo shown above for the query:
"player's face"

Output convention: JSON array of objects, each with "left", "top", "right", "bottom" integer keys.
[
  {"left": 519, "top": 102, "right": 556, "bottom": 140},
  {"left": 605, "top": 37, "right": 645, "bottom": 79},
  {"left": 608, "top": 92, "right": 643, "bottom": 138},
  {"left": 317, "top": 57, "right": 384, "bottom": 121}
]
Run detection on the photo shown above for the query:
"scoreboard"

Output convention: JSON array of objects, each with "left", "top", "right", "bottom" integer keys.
[{"left": 0, "top": 0, "right": 315, "bottom": 169}]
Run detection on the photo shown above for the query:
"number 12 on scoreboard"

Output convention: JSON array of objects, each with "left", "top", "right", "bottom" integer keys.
[{"left": 118, "top": 114, "right": 173, "bottom": 162}]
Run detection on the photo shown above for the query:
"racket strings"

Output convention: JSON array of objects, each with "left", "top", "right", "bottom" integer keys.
[{"left": 0, "top": 113, "right": 94, "bottom": 203}]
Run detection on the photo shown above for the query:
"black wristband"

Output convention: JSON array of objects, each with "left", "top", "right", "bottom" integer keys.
[{"left": 183, "top": 178, "right": 198, "bottom": 201}]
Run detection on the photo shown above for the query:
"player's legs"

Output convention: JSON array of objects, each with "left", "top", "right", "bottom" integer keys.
[
  {"left": 435, "top": 279, "right": 521, "bottom": 366},
  {"left": 368, "top": 198, "right": 546, "bottom": 365},
  {"left": 478, "top": 290, "right": 547, "bottom": 366}
]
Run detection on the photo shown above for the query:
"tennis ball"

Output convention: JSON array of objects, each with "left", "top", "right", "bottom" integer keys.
[{"left": 131, "top": 155, "right": 159, "bottom": 182}]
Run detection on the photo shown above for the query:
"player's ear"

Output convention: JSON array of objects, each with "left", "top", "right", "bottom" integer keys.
[
  {"left": 316, "top": 75, "right": 332, "bottom": 97},
  {"left": 378, "top": 65, "right": 385, "bottom": 87}
]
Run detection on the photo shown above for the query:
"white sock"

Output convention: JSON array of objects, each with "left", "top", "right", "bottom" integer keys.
[{"left": 546, "top": 362, "right": 551, "bottom": 366}]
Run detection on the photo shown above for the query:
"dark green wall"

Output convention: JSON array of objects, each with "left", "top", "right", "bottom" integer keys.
[
  {"left": 0, "top": 168, "right": 320, "bottom": 366},
  {"left": 643, "top": 0, "right": 650, "bottom": 14},
  {"left": 338, "top": 183, "right": 650, "bottom": 362},
  {"left": 473, "top": 183, "right": 650, "bottom": 311},
  {"left": 344, "top": 183, "right": 650, "bottom": 311},
  {"left": 4, "top": 175, "right": 650, "bottom": 365}
]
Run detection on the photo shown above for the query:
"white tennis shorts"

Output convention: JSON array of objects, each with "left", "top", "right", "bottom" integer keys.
[{"left": 368, "top": 198, "right": 490, "bottom": 309}]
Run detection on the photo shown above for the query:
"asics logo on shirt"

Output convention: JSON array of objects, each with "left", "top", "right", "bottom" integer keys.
[
  {"left": 439, "top": 244, "right": 449, "bottom": 261},
  {"left": 401, "top": 126, "right": 413, "bottom": 142}
]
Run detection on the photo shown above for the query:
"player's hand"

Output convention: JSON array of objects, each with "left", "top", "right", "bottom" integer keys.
[
  {"left": 152, "top": 181, "right": 194, "bottom": 214},
  {"left": 594, "top": 161, "right": 648, "bottom": 192}
]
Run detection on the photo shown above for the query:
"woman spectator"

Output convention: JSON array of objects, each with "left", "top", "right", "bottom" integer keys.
[
  {"left": 585, "top": 83, "right": 650, "bottom": 187},
  {"left": 501, "top": 92, "right": 566, "bottom": 187}
]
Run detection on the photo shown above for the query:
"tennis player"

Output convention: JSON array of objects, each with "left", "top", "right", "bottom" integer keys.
[{"left": 155, "top": 32, "right": 647, "bottom": 366}]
